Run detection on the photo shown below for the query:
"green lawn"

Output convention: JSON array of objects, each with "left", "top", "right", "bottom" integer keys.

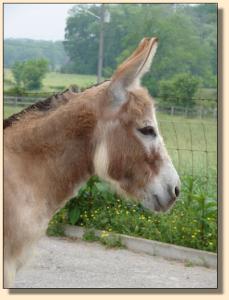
[
  {"left": 158, "top": 113, "right": 216, "bottom": 174},
  {"left": 4, "top": 68, "right": 102, "bottom": 92},
  {"left": 4, "top": 106, "right": 23, "bottom": 118},
  {"left": 42, "top": 72, "right": 101, "bottom": 92}
]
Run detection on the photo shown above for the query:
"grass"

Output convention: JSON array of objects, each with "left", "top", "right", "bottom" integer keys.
[
  {"left": 43, "top": 72, "right": 101, "bottom": 92},
  {"left": 4, "top": 106, "right": 23, "bottom": 119},
  {"left": 4, "top": 68, "right": 101, "bottom": 92},
  {"left": 158, "top": 113, "right": 217, "bottom": 191},
  {"left": 82, "top": 229, "right": 124, "bottom": 248}
]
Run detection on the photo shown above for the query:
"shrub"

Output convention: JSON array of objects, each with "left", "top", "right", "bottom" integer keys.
[
  {"left": 4, "top": 86, "right": 26, "bottom": 96},
  {"left": 22, "top": 59, "right": 49, "bottom": 90},
  {"left": 12, "top": 61, "right": 24, "bottom": 86},
  {"left": 48, "top": 85, "right": 66, "bottom": 91},
  {"left": 159, "top": 73, "right": 199, "bottom": 107},
  {"left": 12, "top": 59, "right": 49, "bottom": 90}
]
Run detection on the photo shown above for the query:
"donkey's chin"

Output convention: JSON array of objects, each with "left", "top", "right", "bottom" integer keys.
[{"left": 141, "top": 194, "right": 176, "bottom": 213}]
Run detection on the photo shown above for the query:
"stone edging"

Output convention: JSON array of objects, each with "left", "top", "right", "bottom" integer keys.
[{"left": 63, "top": 225, "right": 217, "bottom": 269}]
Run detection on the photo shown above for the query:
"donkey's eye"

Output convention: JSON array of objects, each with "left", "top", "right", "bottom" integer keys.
[{"left": 138, "top": 126, "right": 157, "bottom": 137}]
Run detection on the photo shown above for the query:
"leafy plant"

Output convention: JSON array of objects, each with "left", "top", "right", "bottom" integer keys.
[
  {"left": 48, "top": 174, "right": 217, "bottom": 252},
  {"left": 159, "top": 73, "right": 199, "bottom": 107},
  {"left": 100, "top": 232, "right": 123, "bottom": 248},
  {"left": 12, "top": 59, "right": 49, "bottom": 90},
  {"left": 82, "top": 229, "right": 99, "bottom": 242},
  {"left": 12, "top": 62, "right": 24, "bottom": 86},
  {"left": 67, "top": 200, "right": 81, "bottom": 225}
]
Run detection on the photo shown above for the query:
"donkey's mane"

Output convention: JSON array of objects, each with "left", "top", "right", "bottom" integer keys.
[{"left": 3, "top": 80, "right": 109, "bottom": 129}]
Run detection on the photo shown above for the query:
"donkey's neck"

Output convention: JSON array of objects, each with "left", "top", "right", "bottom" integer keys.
[{"left": 5, "top": 97, "right": 100, "bottom": 216}]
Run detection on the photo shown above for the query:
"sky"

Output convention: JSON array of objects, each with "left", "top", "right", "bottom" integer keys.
[
  {"left": 4, "top": 3, "right": 198, "bottom": 41},
  {"left": 4, "top": 4, "right": 76, "bottom": 41}
]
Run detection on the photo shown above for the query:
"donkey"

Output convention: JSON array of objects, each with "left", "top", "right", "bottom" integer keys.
[{"left": 3, "top": 37, "right": 180, "bottom": 288}]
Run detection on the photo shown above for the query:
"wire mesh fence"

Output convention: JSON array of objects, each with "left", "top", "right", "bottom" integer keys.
[
  {"left": 3, "top": 95, "right": 217, "bottom": 200},
  {"left": 159, "top": 118, "right": 217, "bottom": 201},
  {"left": 157, "top": 105, "right": 217, "bottom": 119}
]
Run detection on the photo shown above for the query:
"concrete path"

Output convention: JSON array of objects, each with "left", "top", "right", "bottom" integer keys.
[{"left": 14, "top": 236, "right": 217, "bottom": 289}]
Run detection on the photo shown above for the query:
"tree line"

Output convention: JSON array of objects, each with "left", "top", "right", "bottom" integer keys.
[
  {"left": 4, "top": 4, "right": 217, "bottom": 106},
  {"left": 4, "top": 39, "right": 68, "bottom": 71},
  {"left": 63, "top": 3, "right": 217, "bottom": 97}
]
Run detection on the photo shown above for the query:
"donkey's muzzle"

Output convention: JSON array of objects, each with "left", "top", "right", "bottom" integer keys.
[
  {"left": 159, "top": 185, "right": 180, "bottom": 212},
  {"left": 147, "top": 184, "right": 180, "bottom": 213}
]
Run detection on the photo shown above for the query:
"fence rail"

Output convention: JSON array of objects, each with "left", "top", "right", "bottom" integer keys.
[
  {"left": 4, "top": 96, "right": 44, "bottom": 107},
  {"left": 157, "top": 105, "right": 217, "bottom": 119}
]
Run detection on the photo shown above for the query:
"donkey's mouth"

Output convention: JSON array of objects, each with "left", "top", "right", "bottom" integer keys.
[
  {"left": 153, "top": 195, "right": 167, "bottom": 212},
  {"left": 141, "top": 193, "right": 168, "bottom": 213}
]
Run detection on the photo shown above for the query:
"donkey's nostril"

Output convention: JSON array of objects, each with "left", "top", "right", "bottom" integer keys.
[{"left": 175, "top": 186, "right": 180, "bottom": 197}]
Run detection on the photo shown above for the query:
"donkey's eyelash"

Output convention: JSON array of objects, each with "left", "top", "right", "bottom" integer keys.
[{"left": 138, "top": 126, "right": 157, "bottom": 137}]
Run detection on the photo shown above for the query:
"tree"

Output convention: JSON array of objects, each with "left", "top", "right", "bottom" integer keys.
[
  {"left": 63, "top": 4, "right": 134, "bottom": 75},
  {"left": 22, "top": 59, "right": 48, "bottom": 90},
  {"left": 12, "top": 59, "right": 49, "bottom": 90},
  {"left": 63, "top": 3, "right": 216, "bottom": 92},
  {"left": 12, "top": 61, "right": 24, "bottom": 86},
  {"left": 159, "top": 73, "right": 199, "bottom": 107},
  {"left": 63, "top": 5, "right": 100, "bottom": 74}
]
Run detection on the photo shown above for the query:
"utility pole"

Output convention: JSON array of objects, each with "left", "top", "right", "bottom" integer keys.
[
  {"left": 97, "top": 4, "right": 105, "bottom": 84},
  {"left": 76, "top": 4, "right": 110, "bottom": 84}
]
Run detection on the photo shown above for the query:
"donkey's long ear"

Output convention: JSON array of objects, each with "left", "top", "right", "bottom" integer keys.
[{"left": 109, "top": 37, "right": 158, "bottom": 105}]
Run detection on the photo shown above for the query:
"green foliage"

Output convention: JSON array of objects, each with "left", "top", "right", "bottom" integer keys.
[
  {"left": 4, "top": 4, "right": 217, "bottom": 91},
  {"left": 63, "top": 4, "right": 216, "bottom": 91},
  {"left": 23, "top": 59, "right": 49, "bottom": 90},
  {"left": 50, "top": 174, "right": 217, "bottom": 252},
  {"left": 46, "top": 223, "right": 65, "bottom": 237},
  {"left": 46, "top": 210, "right": 66, "bottom": 237},
  {"left": 4, "top": 86, "right": 26, "bottom": 96},
  {"left": 12, "top": 62, "right": 24, "bottom": 86},
  {"left": 63, "top": 5, "right": 100, "bottom": 74},
  {"left": 82, "top": 228, "right": 123, "bottom": 248},
  {"left": 99, "top": 232, "right": 123, "bottom": 248},
  {"left": 4, "top": 69, "right": 99, "bottom": 94},
  {"left": 184, "top": 260, "right": 194, "bottom": 267},
  {"left": 159, "top": 73, "right": 199, "bottom": 107},
  {"left": 82, "top": 229, "right": 99, "bottom": 242},
  {"left": 11, "top": 59, "right": 49, "bottom": 90},
  {"left": 67, "top": 200, "right": 81, "bottom": 225}
]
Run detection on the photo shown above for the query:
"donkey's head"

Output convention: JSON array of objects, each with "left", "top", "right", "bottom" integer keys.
[{"left": 94, "top": 37, "right": 180, "bottom": 212}]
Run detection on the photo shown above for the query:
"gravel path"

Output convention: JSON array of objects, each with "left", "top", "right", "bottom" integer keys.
[{"left": 14, "top": 236, "right": 217, "bottom": 289}]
